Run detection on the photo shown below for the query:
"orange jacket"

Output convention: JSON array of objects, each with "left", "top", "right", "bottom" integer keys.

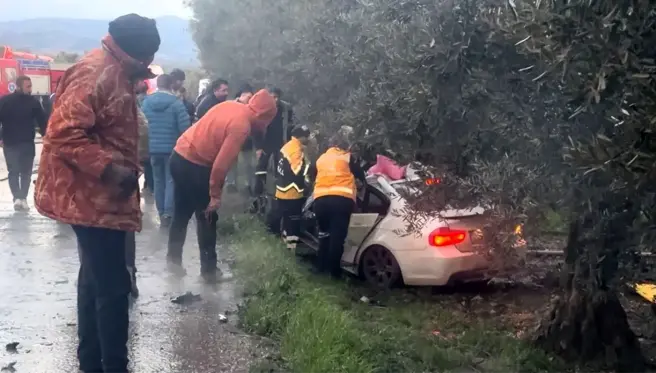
[
  {"left": 34, "top": 35, "right": 151, "bottom": 232},
  {"left": 174, "top": 89, "right": 277, "bottom": 199},
  {"left": 313, "top": 147, "right": 357, "bottom": 201}
]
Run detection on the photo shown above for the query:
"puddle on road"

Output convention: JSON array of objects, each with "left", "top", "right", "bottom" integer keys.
[{"left": 0, "top": 191, "right": 270, "bottom": 373}]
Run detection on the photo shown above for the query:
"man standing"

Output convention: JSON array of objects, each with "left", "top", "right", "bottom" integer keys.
[
  {"left": 167, "top": 89, "right": 277, "bottom": 281},
  {"left": 169, "top": 68, "right": 195, "bottom": 121},
  {"left": 34, "top": 14, "right": 160, "bottom": 373},
  {"left": 266, "top": 125, "right": 311, "bottom": 252},
  {"left": 0, "top": 75, "right": 47, "bottom": 211},
  {"left": 141, "top": 74, "right": 191, "bottom": 227},
  {"left": 253, "top": 87, "right": 294, "bottom": 196},
  {"left": 195, "top": 78, "right": 229, "bottom": 119}
]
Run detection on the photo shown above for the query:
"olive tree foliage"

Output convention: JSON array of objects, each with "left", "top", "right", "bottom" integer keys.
[{"left": 190, "top": 0, "right": 656, "bottom": 368}]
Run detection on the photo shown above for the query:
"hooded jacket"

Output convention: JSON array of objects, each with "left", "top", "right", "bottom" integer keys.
[
  {"left": 141, "top": 90, "right": 190, "bottom": 155},
  {"left": 34, "top": 35, "right": 155, "bottom": 232},
  {"left": 174, "top": 89, "right": 277, "bottom": 200}
]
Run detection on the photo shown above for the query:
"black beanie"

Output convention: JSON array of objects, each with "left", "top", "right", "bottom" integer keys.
[{"left": 108, "top": 14, "right": 161, "bottom": 62}]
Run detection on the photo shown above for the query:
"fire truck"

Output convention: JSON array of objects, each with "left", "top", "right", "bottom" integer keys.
[{"left": 0, "top": 46, "right": 73, "bottom": 98}]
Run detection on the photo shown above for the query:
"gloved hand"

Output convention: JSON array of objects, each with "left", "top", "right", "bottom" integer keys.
[{"left": 102, "top": 163, "right": 139, "bottom": 200}]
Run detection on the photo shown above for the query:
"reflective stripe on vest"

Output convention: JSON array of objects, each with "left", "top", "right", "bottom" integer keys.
[
  {"left": 313, "top": 147, "right": 356, "bottom": 200},
  {"left": 275, "top": 137, "right": 308, "bottom": 200}
]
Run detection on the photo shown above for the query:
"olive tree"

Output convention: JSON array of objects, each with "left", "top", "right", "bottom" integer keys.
[{"left": 188, "top": 0, "right": 656, "bottom": 369}]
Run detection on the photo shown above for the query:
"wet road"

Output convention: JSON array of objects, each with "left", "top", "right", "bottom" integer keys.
[{"left": 0, "top": 148, "right": 267, "bottom": 372}]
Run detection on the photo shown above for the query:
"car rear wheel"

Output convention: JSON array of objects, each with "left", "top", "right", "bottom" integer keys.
[{"left": 360, "top": 245, "right": 402, "bottom": 288}]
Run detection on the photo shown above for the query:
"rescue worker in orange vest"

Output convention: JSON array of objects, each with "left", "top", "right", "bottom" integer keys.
[
  {"left": 266, "top": 125, "right": 312, "bottom": 251},
  {"left": 309, "top": 128, "right": 366, "bottom": 278}
]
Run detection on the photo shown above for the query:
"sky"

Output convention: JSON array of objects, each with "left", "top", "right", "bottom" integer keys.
[{"left": 0, "top": 0, "right": 193, "bottom": 21}]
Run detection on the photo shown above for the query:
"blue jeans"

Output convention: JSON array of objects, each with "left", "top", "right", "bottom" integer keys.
[{"left": 150, "top": 154, "right": 174, "bottom": 217}]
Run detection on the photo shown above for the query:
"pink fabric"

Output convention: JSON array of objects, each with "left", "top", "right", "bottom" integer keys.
[{"left": 367, "top": 155, "right": 406, "bottom": 180}]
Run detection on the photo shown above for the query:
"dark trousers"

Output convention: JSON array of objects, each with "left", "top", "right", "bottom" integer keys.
[
  {"left": 125, "top": 232, "right": 136, "bottom": 272},
  {"left": 266, "top": 198, "right": 304, "bottom": 250},
  {"left": 314, "top": 195, "right": 354, "bottom": 278},
  {"left": 3, "top": 142, "right": 35, "bottom": 200},
  {"left": 253, "top": 151, "right": 280, "bottom": 196},
  {"left": 142, "top": 160, "right": 154, "bottom": 191},
  {"left": 73, "top": 225, "right": 130, "bottom": 373},
  {"left": 168, "top": 152, "right": 218, "bottom": 274}
]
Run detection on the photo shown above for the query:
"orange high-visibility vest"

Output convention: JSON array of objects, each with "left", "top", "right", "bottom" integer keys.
[
  {"left": 275, "top": 137, "right": 309, "bottom": 200},
  {"left": 313, "top": 147, "right": 356, "bottom": 200}
]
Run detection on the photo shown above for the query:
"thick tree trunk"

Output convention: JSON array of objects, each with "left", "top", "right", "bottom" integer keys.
[{"left": 534, "top": 201, "right": 646, "bottom": 372}]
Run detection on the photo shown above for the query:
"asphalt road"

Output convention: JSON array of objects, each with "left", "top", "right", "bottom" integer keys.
[{"left": 0, "top": 144, "right": 267, "bottom": 373}]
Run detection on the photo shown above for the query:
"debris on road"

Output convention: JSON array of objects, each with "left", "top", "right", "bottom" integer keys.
[
  {"left": 1, "top": 361, "right": 16, "bottom": 372},
  {"left": 171, "top": 292, "right": 202, "bottom": 305},
  {"left": 5, "top": 342, "right": 18, "bottom": 353},
  {"left": 218, "top": 314, "right": 228, "bottom": 323},
  {"left": 359, "top": 296, "right": 370, "bottom": 303}
]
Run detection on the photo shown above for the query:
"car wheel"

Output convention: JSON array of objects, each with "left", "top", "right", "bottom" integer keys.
[{"left": 360, "top": 245, "right": 402, "bottom": 288}]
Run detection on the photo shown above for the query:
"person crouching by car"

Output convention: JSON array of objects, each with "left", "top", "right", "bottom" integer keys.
[
  {"left": 265, "top": 125, "right": 311, "bottom": 252},
  {"left": 167, "top": 89, "right": 277, "bottom": 282},
  {"left": 309, "top": 128, "right": 366, "bottom": 279}
]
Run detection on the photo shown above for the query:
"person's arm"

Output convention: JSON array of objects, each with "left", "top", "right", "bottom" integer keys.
[
  {"left": 306, "top": 161, "right": 317, "bottom": 183},
  {"left": 174, "top": 100, "right": 191, "bottom": 135},
  {"left": 46, "top": 82, "right": 114, "bottom": 179},
  {"left": 349, "top": 154, "right": 366, "bottom": 184},
  {"left": 195, "top": 96, "right": 210, "bottom": 120},
  {"left": 209, "top": 129, "right": 249, "bottom": 199},
  {"left": 33, "top": 98, "right": 47, "bottom": 136}
]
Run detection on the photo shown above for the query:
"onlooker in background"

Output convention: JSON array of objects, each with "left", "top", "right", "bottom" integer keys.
[
  {"left": 0, "top": 75, "right": 47, "bottom": 211},
  {"left": 168, "top": 89, "right": 277, "bottom": 282},
  {"left": 141, "top": 73, "right": 191, "bottom": 227},
  {"left": 226, "top": 83, "right": 255, "bottom": 193},
  {"left": 253, "top": 87, "right": 294, "bottom": 196},
  {"left": 135, "top": 79, "right": 153, "bottom": 194},
  {"left": 195, "top": 78, "right": 229, "bottom": 119},
  {"left": 34, "top": 13, "right": 160, "bottom": 372},
  {"left": 169, "top": 68, "right": 195, "bottom": 121}
]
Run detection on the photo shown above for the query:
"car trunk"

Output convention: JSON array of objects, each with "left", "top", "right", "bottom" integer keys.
[{"left": 441, "top": 207, "right": 488, "bottom": 253}]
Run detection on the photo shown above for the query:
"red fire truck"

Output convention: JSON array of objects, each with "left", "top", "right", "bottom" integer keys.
[{"left": 0, "top": 46, "right": 73, "bottom": 98}]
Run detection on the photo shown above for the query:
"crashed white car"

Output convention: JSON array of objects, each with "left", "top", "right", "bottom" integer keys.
[{"left": 300, "top": 166, "right": 526, "bottom": 288}]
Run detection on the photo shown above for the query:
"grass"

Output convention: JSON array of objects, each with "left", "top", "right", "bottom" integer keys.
[{"left": 220, "top": 214, "right": 562, "bottom": 373}]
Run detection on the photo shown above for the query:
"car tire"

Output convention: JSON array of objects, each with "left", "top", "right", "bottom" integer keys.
[{"left": 359, "top": 245, "right": 402, "bottom": 288}]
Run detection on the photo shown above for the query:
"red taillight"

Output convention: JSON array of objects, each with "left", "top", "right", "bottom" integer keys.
[
  {"left": 428, "top": 227, "right": 467, "bottom": 247},
  {"left": 425, "top": 178, "right": 441, "bottom": 185}
]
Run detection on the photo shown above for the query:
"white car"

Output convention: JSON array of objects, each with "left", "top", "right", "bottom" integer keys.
[{"left": 300, "top": 166, "right": 526, "bottom": 287}]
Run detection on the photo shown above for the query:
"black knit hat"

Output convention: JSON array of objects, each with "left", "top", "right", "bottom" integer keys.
[{"left": 108, "top": 14, "right": 161, "bottom": 62}]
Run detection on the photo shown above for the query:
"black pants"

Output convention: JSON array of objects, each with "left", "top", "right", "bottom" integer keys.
[
  {"left": 314, "top": 195, "right": 354, "bottom": 278},
  {"left": 253, "top": 150, "right": 280, "bottom": 196},
  {"left": 3, "top": 142, "right": 35, "bottom": 200},
  {"left": 73, "top": 225, "right": 130, "bottom": 373},
  {"left": 168, "top": 152, "right": 218, "bottom": 274},
  {"left": 266, "top": 198, "right": 304, "bottom": 250},
  {"left": 125, "top": 232, "right": 136, "bottom": 272}
]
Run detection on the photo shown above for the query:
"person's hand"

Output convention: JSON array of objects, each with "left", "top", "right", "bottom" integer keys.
[
  {"left": 102, "top": 163, "right": 138, "bottom": 199},
  {"left": 205, "top": 197, "right": 221, "bottom": 219},
  {"left": 256, "top": 149, "right": 264, "bottom": 160}
]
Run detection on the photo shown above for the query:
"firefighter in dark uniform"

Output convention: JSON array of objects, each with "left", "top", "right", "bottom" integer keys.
[{"left": 266, "top": 125, "right": 311, "bottom": 252}]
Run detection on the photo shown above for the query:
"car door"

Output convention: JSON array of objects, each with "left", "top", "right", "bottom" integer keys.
[{"left": 342, "top": 186, "right": 388, "bottom": 265}]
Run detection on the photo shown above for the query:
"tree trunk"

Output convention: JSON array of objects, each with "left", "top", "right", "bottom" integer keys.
[{"left": 534, "top": 198, "right": 645, "bottom": 372}]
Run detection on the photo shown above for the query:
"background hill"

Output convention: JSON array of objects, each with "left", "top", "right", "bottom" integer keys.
[{"left": 0, "top": 16, "right": 197, "bottom": 66}]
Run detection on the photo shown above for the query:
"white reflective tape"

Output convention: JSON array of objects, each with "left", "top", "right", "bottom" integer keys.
[
  {"left": 285, "top": 235, "right": 299, "bottom": 242},
  {"left": 255, "top": 171, "right": 268, "bottom": 175},
  {"left": 276, "top": 183, "right": 304, "bottom": 193}
]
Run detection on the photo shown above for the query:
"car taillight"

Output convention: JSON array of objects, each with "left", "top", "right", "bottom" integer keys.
[
  {"left": 428, "top": 227, "right": 467, "bottom": 247},
  {"left": 425, "top": 178, "right": 441, "bottom": 185}
]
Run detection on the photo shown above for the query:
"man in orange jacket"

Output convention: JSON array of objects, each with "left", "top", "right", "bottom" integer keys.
[{"left": 168, "top": 89, "right": 277, "bottom": 282}]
